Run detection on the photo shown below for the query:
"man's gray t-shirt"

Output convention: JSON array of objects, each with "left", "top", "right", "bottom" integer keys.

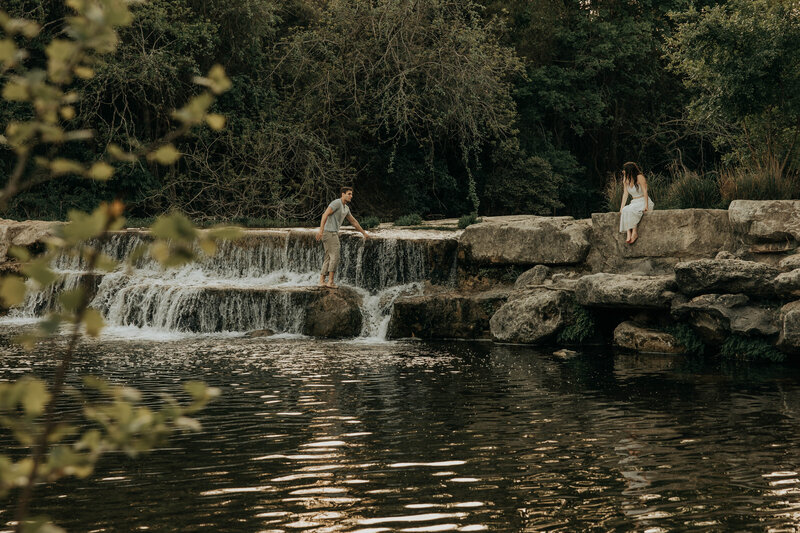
[{"left": 323, "top": 199, "right": 350, "bottom": 232}]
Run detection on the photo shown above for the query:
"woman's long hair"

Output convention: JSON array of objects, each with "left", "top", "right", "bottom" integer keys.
[{"left": 623, "top": 161, "right": 643, "bottom": 191}]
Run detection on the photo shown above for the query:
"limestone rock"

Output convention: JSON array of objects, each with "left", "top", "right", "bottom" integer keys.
[
  {"left": 303, "top": 287, "right": 364, "bottom": 338},
  {"left": 459, "top": 216, "right": 591, "bottom": 266},
  {"left": 729, "top": 200, "right": 800, "bottom": 243},
  {"left": 674, "top": 259, "right": 781, "bottom": 297},
  {"left": 245, "top": 329, "right": 275, "bottom": 338},
  {"left": 613, "top": 321, "right": 686, "bottom": 354},
  {"left": 489, "top": 288, "right": 575, "bottom": 343},
  {"left": 777, "top": 301, "right": 800, "bottom": 354},
  {"left": 387, "top": 289, "right": 509, "bottom": 339},
  {"left": 587, "top": 209, "right": 733, "bottom": 274},
  {"left": 774, "top": 269, "right": 800, "bottom": 297},
  {"left": 514, "top": 265, "right": 551, "bottom": 289},
  {"left": 575, "top": 273, "right": 676, "bottom": 309},
  {"left": 0, "top": 219, "right": 63, "bottom": 262},
  {"left": 671, "top": 293, "right": 780, "bottom": 343},
  {"left": 779, "top": 254, "right": 800, "bottom": 271}
]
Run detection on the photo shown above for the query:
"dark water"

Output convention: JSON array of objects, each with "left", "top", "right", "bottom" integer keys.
[{"left": 2, "top": 334, "right": 800, "bottom": 532}]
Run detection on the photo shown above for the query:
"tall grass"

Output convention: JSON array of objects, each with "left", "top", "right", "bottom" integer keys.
[{"left": 717, "top": 159, "right": 800, "bottom": 207}]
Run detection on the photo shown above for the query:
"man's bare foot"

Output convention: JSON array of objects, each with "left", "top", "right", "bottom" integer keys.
[
  {"left": 326, "top": 281, "right": 337, "bottom": 288},
  {"left": 319, "top": 278, "right": 327, "bottom": 286}
]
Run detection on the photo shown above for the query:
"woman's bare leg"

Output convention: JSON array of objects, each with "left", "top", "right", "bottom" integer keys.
[
  {"left": 630, "top": 226, "right": 639, "bottom": 243},
  {"left": 626, "top": 229, "right": 632, "bottom": 243}
]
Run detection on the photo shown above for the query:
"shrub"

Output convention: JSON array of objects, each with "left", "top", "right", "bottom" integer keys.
[
  {"left": 360, "top": 215, "right": 381, "bottom": 230},
  {"left": 557, "top": 305, "right": 597, "bottom": 345},
  {"left": 720, "top": 335, "right": 785, "bottom": 363},
  {"left": 394, "top": 213, "right": 423, "bottom": 226},
  {"left": 666, "top": 169, "right": 722, "bottom": 209},
  {"left": 717, "top": 162, "right": 800, "bottom": 207},
  {"left": 458, "top": 213, "right": 481, "bottom": 229}
]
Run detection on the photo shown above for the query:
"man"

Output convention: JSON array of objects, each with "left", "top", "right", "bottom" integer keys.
[{"left": 316, "top": 186, "right": 370, "bottom": 288}]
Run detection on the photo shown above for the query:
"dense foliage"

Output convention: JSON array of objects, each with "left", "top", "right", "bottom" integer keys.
[{"left": 2, "top": 0, "right": 798, "bottom": 222}]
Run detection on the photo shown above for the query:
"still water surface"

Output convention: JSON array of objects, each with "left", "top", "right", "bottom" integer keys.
[{"left": 2, "top": 334, "right": 800, "bottom": 531}]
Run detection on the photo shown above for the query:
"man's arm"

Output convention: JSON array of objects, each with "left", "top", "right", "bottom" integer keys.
[
  {"left": 346, "top": 214, "right": 369, "bottom": 238},
  {"left": 316, "top": 207, "right": 334, "bottom": 241}
]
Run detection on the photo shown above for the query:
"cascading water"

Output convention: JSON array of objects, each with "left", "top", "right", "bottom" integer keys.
[{"left": 8, "top": 228, "right": 459, "bottom": 340}]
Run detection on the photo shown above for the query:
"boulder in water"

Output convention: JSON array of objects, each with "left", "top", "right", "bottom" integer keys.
[
  {"left": 489, "top": 287, "right": 575, "bottom": 344},
  {"left": 777, "top": 301, "right": 800, "bottom": 354},
  {"left": 671, "top": 293, "right": 780, "bottom": 343},
  {"left": 613, "top": 321, "right": 685, "bottom": 354},
  {"left": 387, "top": 289, "right": 509, "bottom": 339},
  {"left": 303, "top": 287, "right": 364, "bottom": 338},
  {"left": 575, "top": 273, "right": 676, "bottom": 309}
]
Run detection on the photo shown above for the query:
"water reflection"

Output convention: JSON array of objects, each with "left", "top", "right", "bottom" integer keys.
[{"left": 1, "top": 334, "right": 800, "bottom": 531}]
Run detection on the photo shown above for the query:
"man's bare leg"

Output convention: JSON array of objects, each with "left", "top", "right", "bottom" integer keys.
[
  {"left": 326, "top": 272, "right": 337, "bottom": 288},
  {"left": 319, "top": 274, "right": 327, "bottom": 286}
]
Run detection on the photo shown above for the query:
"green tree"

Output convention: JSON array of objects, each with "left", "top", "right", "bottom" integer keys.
[{"left": 668, "top": 0, "right": 800, "bottom": 176}]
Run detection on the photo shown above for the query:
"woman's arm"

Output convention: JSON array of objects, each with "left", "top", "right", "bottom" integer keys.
[
  {"left": 620, "top": 188, "right": 629, "bottom": 212},
  {"left": 638, "top": 174, "right": 649, "bottom": 211}
]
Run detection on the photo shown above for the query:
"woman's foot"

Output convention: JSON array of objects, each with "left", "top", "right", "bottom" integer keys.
[{"left": 629, "top": 232, "right": 638, "bottom": 244}]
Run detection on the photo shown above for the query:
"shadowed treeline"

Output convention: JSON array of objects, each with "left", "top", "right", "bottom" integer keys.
[{"left": 2, "top": 0, "right": 798, "bottom": 222}]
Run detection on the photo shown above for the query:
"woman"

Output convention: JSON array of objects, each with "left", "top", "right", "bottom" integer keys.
[{"left": 619, "top": 161, "right": 653, "bottom": 244}]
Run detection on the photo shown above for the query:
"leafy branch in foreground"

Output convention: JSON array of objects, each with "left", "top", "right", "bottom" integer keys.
[{"left": 0, "top": 1, "right": 238, "bottom": 531}]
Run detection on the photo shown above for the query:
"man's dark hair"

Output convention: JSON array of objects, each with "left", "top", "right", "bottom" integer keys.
[{"left": 340, "top": 186, "right": 353, "bottom": 195}]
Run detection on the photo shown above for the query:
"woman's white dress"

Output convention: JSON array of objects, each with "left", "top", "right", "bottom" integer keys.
[{"left": 619, "top": 184, "right": 653, "bottom": 232}]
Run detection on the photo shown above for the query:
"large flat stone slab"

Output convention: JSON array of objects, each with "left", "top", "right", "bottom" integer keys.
[
  {"left": 459, "top": 216, "right": 591, "bottom": 266},
  {"left": 729, "top": 200, "right": 800, "bottom": 243},
  {"left": 674, "top": 259, "right": 781, "bottom": 297},
  {"left": 575, "top": 273, "right": 676, "bottom": 309},
  {"left": 671, "top": 293, "right": 780, "bottom": 343},
  {"left": 587, "top": 209, "right": 734, "bottom": 274}
]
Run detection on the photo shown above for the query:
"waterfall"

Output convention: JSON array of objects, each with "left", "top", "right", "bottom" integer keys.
[{"left": 7, "top": 229, "right": 458, "bottom": 340}]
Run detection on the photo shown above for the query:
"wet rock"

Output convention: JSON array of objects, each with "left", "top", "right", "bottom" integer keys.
[
  {"left": 671, "top": 293, "right": 780, "bottom": 343},
  {"left": 674, "top": 259, "right": 781, "bottom": 297},
  {"left": 459, "top": 216, "right": 591, "bottom": 266},
  {"left": 514, "top": 265, "right": 551, "bottom": 289},
  {"left": 303, "top": 287, "right": 364, "bottom": 338},
  {"left": 587, "top": 209, "right": 733, "bottom": 274},
  {"left": 613, "top": 321, "right": 685, "bottom": 354},
  {"left": 553, "top": 348, "right": 578, "bottom": 358},
  {"left": 489, "top": 288, "right": 575, "bottom": 344},
  {"left": 777, "top": 301, "right": 800, "bottom": 354},
  {"left": 388, "top": 289, "right": 509, "bottom": 339},
  {"left": 575, "top": 273, "right": 676, "bottom": 309},
  {"left": 729, "top": 199, "right": 800, "bottom": 243}
]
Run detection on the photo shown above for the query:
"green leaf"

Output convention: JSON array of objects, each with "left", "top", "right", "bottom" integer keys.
[
  {"left": 3, "top": 80, "right": 29, "bottom": 102},
  {"left": 21, "top": 258, "right": 58, "bottom": 287},
  {"left": 19, "top": 377, "right": 50, "bottom": 417},
  {"left": 150, "top": 212, "right": 196, "bottom": 241},
  {"left": 38, "top": 313, "right": 63, "bottom": 335},
  {"left": 147, "top": 144, "right": 181, "bottom": 165},
  {"left": 0, "top": 275, "right": 27, "bottom": 307},
  {"left": 0, "top": 38, "right": 16, "bottom": 63},
  {"left": 171, "top": 93, "right": 213, "bottom": 125},
  {"left": 50, "top": 158, "right": 85, "bottom": 177},
  {"left": 12, "top": 333, "right": 37, "bottom": 351},
  {"left": 8, "top": 246, "right": 31, "bottom": 261},
  {"left": 83, "top": 308, "right": 105, "bottom": 337},
  {"left": 96, "top": 253, "right": 118, "bottom": 272},
  {"left": 207, "top": 226, "right": 244, "bottom": 241},
  {"left": 61, "top": 208, "right": 107, "bottom": 244},
  {"left": 193, "top": 64, "right": 232, "bottom": 94},
  {"left": 107, "top": 143, "right": 137, "bottom": 162},
  {"left": 87, "top": 161, "right": 114, "bottom": 181},
  {"left": 58, "top": 288, "right": 84, "bottom": 313},
  {"left": 205, "top": 113, "right": 226, "bottom": 131}
]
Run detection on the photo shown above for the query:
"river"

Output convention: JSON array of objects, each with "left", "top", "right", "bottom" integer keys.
[{"left": 2, "top": 331, "right": 800, "bottom": 531}]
